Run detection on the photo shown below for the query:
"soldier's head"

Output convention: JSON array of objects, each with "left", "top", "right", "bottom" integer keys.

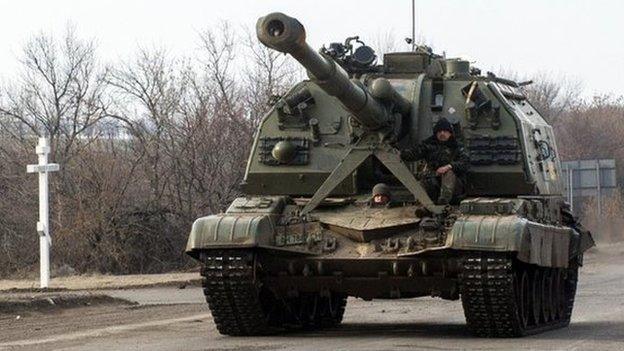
[
  {"left": 371, "top": 183, "right": 391, "bottom": 206},
  {"left": 433, "top": 118, "right": 453, "bottom": 142}
]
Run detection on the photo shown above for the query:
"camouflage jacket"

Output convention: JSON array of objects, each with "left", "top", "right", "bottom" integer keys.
[{"left": 400, "top": 136, "right": 470, "bottom": 176}]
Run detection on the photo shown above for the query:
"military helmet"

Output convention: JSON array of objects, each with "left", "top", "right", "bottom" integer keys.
[{"left": 372, "top": 183, "right": 391, "bottom": 197}]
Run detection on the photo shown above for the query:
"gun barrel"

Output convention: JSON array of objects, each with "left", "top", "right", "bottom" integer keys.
[{"left": 257, "top": 12, "right": 402, "bottom": 130}]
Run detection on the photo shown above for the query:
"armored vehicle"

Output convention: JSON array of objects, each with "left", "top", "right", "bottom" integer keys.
[{"left": 186, "top": 12, "right": 594, "bottom": 337}]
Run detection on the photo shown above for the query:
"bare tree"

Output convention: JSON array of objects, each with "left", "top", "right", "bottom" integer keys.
[
  {"left": 0, "top": 28, "right": 113, "bottom": 273},
  {"left": 373, "top": 30, "right": 399, "bottom": 58},
  {"left": 0, "top": 21, "right": 301, "bottom": 276},
  {"left": 241, "top": 28, "right": 300, "bottom": 128},
  {"left": 555, "top": 95, "right": 624, "bottom": 159},
  {"left": 524, "top": 74, "right": 582, "bottom": 124},
  {"left": 0, "top": 27, "right": 110, "bottom": 164}
]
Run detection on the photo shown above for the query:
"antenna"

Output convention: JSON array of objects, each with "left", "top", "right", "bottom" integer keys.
[{"left": 411, "top": 0, "right": 416, "bottom": 51}]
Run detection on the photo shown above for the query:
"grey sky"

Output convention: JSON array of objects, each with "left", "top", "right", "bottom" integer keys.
[{"left": 0, "top": 0, "right": 622, "bottom": 97}]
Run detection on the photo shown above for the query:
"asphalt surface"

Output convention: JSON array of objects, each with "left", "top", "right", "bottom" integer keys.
[{"left": 1, "top": 246, "right": 623, "bottom": 351}]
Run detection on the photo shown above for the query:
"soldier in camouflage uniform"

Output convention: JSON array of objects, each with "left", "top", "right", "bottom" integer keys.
[{"left": 400, "top": 118, "right": 470, "bottom": 205}]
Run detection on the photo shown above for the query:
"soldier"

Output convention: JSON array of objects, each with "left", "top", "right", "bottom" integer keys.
[
  {"left": 370, "top": 183, "right": 392, "bottom": 207},
  {"left": 400, "top": 118, "right": 470, "bottom": 205}
]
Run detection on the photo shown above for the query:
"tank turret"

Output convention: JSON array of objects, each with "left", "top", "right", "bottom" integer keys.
[{"left": 256, "top": 12, "right": 409, "bottom": 131}]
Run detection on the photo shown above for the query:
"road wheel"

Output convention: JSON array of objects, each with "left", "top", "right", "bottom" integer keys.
[
  {"left": 552, "top": 269, "right": 564, "bottom": 320},
  {"left": 296, "top": 291, "right": 346, "bottom": 329},
  {"left": 530, "top": 269, "right": 542, "bottom": 326},
  {"left": 541, "top": 269, "right": 553, "bottom": 323},
  {"left": 516, "top": 269, "right": 530, "bottom": 328}
]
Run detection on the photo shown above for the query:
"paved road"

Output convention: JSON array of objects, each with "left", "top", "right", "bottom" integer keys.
[{"left": 1, "top": 246, "right": 623, "bottom": 351}]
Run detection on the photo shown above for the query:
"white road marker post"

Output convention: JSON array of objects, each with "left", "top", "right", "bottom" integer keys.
[{"left": 26, "top": 137, "right": 59, "bottom": 289}]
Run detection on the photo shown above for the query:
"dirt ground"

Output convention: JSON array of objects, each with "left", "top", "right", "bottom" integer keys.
[
  {"left": 0, "top": 244, "right": 623, "bottom": 351},
  {"left": 0, "top": 272, "right": 199, "bottom": 291}
]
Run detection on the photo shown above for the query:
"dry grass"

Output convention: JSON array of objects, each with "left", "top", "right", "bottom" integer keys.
[{"left": 0, "top": 272, "right": 200, "bottom": 292}]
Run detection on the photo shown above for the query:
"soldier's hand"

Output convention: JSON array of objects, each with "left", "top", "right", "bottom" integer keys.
[{"left": 436, "top": 165, "right": 452, "bottom": 175}]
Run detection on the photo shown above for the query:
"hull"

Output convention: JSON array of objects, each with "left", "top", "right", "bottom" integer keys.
[
  {"left": 197, "top": 248, "right": 579, "bottom": 337},
  {"left": 187, "top": 196, "right": 593, "bottom": 337}
]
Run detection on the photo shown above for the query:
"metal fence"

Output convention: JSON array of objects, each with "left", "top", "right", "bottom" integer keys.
[{"left": 561, "top": 159, "right": 618, "bottom": 214}]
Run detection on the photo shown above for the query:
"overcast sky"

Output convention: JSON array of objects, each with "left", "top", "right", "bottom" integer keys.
[{"left": 0, "top": 0, "right": 622, "bottom": 97}]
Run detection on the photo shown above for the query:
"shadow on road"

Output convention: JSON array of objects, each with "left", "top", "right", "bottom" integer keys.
[
  {"left": 262, "top": 320, "right": 624, "bottom": 341},
  {"left": 541, "top": 321, "right": 624, "bottom": 342},
  {"left": 286, "top": 322, "right": 471, "bottom": 338}
]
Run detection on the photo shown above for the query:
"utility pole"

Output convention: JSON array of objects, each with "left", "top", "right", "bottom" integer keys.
[{"left": 26, "top": 137, "right": 59, "bottom": 289}]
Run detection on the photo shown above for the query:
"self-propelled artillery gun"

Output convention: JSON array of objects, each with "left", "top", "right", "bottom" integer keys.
[{"left": 186, "top": 12, "right": 594, "bottom": 337}]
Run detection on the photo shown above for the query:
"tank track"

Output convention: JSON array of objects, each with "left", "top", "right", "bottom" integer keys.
[
  {"left": 200, "top": 250, "right": 346, "bottom": 336},
  {"left": 460, "top": 254, "right": 578, "bottom": 337},
  {"left": 201, "top": 250, "right": 274, "bottom": 335}
]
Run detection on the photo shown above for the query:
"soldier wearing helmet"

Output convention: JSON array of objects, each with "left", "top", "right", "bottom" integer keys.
[
  {"left": 370, "top": 183, "right": 392, "bottom": 207},
  {"left": 400, "top": 118, "right": 470, "bottom": 205}
]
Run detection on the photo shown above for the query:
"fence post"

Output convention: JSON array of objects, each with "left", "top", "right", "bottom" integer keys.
[{"left": 26, "top": 137, "right": 60, "bottom": 289}]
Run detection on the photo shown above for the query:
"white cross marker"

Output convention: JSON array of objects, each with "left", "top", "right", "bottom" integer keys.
[{"left": 26, "top": 137, "right": 59, "bottom": 289}]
